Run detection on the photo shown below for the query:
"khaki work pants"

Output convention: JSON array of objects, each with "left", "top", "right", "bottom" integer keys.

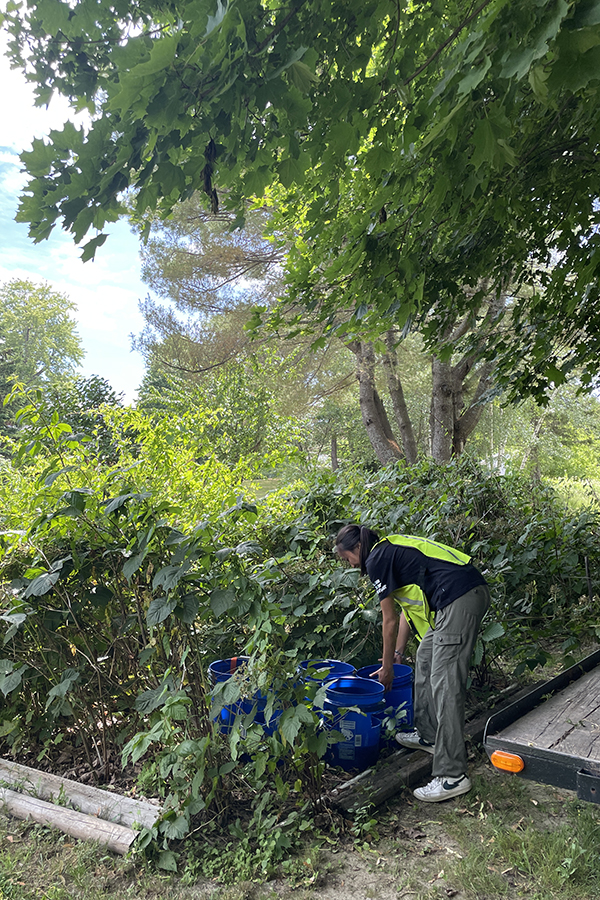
[{"left": 414, "top": 584, "right": 491, "bottom": 778}]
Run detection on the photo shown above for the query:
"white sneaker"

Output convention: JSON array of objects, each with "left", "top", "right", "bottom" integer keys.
[
  {"left": 413, "top": 774, "right": 472, "bottom": 802},
  {"left": 395, "top": 730, "right": 435, "bottom": 755}
]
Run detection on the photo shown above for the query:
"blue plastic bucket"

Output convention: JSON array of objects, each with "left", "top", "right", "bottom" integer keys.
[
  {"left": 208, "top": 657, "right": 251, "bottom": 733},
  {"left": 208, "top": 657, "right": 282, "bottom": 736},
  {"left": 357, "top": 663, "right": 414, "bottom": 731},
  {"left": 323, "top": 676, "right": 385, "bottom": 771},
  {"left": 298, "top": 659, "right": 356, "bottom": 684},
  {"left": 208, "top": 657, "right": 250, "bottom": 684}
]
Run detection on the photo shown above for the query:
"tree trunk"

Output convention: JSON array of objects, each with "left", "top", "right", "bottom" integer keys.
[
  {"left": 519, "top": 411, "right": 548, "bottom": 473},
  {"left": 430, "top": 352, "right": 496, "bottom": 461},
  {"left": 382, "top": 330, "right": 418, "bottom": 465},
  {"left": 348, "top": 340, "right": 403, "bottom": 466},
  {"left": 331, "top": 433, "right": 339, "bottom": 470},
  {"left": 430, "top": 289, "right": 503, "bottom": 462},
  {"left": 430, "top": 356, "right": 455, "bottom": 462}
]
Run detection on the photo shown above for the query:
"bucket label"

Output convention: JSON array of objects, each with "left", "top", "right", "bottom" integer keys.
[{"left": 341, "top": 720, "right": 356, "bottom": 741}]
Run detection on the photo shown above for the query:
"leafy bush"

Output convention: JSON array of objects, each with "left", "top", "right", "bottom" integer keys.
[
  {"left": 0, "top": 391, "right": 598, "bottom": 873},
  {"left": 324, "top": 456, "right": 600, "bottom": 674}
]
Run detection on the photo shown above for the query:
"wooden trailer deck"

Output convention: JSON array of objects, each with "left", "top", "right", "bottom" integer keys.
[
  {"left": 494, "top": 665, "right": 600, "bottom": 763},
  {"left": 484, "top": 649, "right": 600, "bottom": 801}
]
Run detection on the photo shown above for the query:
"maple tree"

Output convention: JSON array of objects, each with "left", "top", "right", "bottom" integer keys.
[{"left": 3, "top": 0, "right": 599, "bottom": 398}]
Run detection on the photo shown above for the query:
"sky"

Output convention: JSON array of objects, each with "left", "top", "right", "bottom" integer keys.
[{"left": 0, "top": 34, "right": 150, "bottom": 403}]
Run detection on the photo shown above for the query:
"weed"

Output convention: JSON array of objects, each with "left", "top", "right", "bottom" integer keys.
[{"left": 349, "top": 804, "right": 380, "bottom": 850}]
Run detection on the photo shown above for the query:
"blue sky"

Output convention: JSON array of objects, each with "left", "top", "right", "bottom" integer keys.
[{"left": 0, "top": 34, "right": 150, "bottom": 403}]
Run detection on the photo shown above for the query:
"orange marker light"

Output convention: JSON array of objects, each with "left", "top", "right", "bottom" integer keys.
[{"left": 490, "top": 750, "right": 525, "bottom": 773}]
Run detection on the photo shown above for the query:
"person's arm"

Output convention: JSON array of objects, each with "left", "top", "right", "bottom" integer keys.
[
  {"left": 394, "top": 611, "right": 411, "bottom": 662},
  {"left": 373, "top": 594, "right": 398, "bottom": 691}
]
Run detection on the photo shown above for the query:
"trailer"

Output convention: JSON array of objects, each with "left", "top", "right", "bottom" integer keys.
[{"left": 483, "top": 647, "right": 600, "bottom": 804}]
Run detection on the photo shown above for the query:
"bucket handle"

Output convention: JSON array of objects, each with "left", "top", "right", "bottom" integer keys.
[{"left": 230, "top": 656, "right": 238, "bottom": 674}]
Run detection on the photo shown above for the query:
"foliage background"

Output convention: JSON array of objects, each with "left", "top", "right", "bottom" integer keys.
[{"left": 0, "top": 386, "right": 597, "bottom": 875}]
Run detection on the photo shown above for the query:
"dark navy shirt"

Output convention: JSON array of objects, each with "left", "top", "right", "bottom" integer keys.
[{"left": 365, "top": 539, "right": 487, "bottom": 612}]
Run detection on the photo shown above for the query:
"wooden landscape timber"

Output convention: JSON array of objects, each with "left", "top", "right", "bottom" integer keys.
[
  {"left": 329, "top": 684, "right": 536, "bottom": 814},
  {"left": 0, "top": 758, "right": 161, "bottom": 854},
  {"left": 0, "top": 788, "right": 139, "bottom": 855}
]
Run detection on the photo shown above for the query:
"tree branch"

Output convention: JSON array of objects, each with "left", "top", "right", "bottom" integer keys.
[{"left": 403, "top": 0, "right": 495, "bottom": 86}]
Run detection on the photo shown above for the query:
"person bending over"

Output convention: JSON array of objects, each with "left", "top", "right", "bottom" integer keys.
[{"left": 336, "top": 524, "right": 490, "bottom": 803}]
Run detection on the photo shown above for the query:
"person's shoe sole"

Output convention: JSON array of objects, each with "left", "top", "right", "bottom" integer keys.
[{"left": 395, "top": 733, "right": 435, "bottom": 755}]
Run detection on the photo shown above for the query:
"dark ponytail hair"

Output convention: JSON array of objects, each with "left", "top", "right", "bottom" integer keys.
[{"left": 335, "top": 524, "right": 380, "bottom": 575}]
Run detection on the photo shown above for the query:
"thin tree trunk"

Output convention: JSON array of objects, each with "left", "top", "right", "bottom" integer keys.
[
  {"left": 331, "top": 433, "right": 339, "bottom": 470},
  {"left": 348, "top": 340, "right": 403, "bottom": 466},
  {"left": 453, "top": 359, "right": 496, "bottom": 455},
  {"left": 519, "top": 411, "right": 548, "bottom": 472},
  {"left": 382, "top": 330, "right": 418, "bottom": 465}
]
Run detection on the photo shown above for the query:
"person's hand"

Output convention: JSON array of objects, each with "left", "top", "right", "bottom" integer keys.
[{"left": 369, "top": 665, "right": 393, "bottom": 692}]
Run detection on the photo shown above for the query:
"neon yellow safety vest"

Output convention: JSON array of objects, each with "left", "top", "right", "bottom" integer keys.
[{"left": 376, "top": 535, "right": 472, "bottom": 641}]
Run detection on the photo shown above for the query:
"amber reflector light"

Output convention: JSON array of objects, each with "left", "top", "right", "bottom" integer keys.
[{"left": 490, "top": 750, "right": 525, "bottom": 773}]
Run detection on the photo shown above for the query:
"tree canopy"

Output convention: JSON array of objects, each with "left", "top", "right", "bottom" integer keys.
[
  {"left": 0, "top": 279, "right": 83, "bottom": 385},
  {"left": 4, "top": 1, "right": 600, "bottom": 396}
]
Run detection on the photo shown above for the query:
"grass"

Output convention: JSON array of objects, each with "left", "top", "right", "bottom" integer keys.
[
  {"left": 1, "top": 755, "right": 600, "bottom": 899},
  {"left": 385, "top": 762, "right": 600, "bottom": 900}
]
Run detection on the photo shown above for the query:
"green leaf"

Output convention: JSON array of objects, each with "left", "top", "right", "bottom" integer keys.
[
  {"left": 175, "top": 593, "right": 201, "bottom": 624},
  {"left": 161, "top": 815, "right": 189, "bottom": 840},
  {"left": 46, "top": 669, "right": 80, "bottom": 709},
  {"left": 421, "top": 98, "right": 468, "bottom": 149},
  {"left": 500, "top": 1, "right": 569, "bottom": 79},
  {"left": 293, "top": 703, "right": 314, "bottom": 724},
  {"left": 153, "top": 564, "right": 189, "bottom": 592},
  {"left": 277, "top": 155, "right": 306, "bottom": 188},
  {"left": 210, "top": 587, "right": 237, "bottom": 617},
  {"left": 279, "top": 705, "right": 311, "bottom": 745},
  {"left": 481, "top": 621, "right": 506, "bottom": 642},
  {"left": 123, "top": 549, "right": 148, "bottom": 582},
  {"left": 103, "top": 492, "right": 151, "bottom": 514},
  {"left": 234, "top": 541, "right": 262, "bottom": 557},
  {"left": 155, "top": 161, "right": 186, "bottom": 196},
  {"left": 363, "top": 144, "right": 394, "bottom": 177},
  {"left": 43, "top": 465, "right": 79, "bottom": 487},
  {"left": 528, "top": 65, "right": 549, "bottom": 101},
  {"left": 0, "top": 613, "right": 28, "bottom": 628},
  {"left": 24, "top": 571, "right": 60, "bottom": 598},
  {"left": 0, "top": 668, "right": 25, "bottom": 697},
  {"left": 80, "top": 234, "right": 107, "bottom": 262},
  {"left": 572, "top": 0, "right": 600, "bottom": 27},
  {"left": 287, "top": 61, "right": 319, "bottom": 93},
  {"left": 136, "top": 35, "right": 178, "bottom": 77},
  {"left": 269, "top": 46, "right": 309, "bottom": 80},
  {"left": 37, "top": 0, "right": 70, "bottom": 34},
  {"left": 327, "top": 122, "right": 357, "bottom": 156},
  {"left": 157, "top": 850, "right": 178, "bottom": 872},
  {"left": 134, "top": 682, "right": 171, "bottom": 713},
  {"left": 457, "top": 56, "right": 491, "bottom": 96},
  {"left": 146, "top": 596, "right": 177, "bottom": 626}
]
